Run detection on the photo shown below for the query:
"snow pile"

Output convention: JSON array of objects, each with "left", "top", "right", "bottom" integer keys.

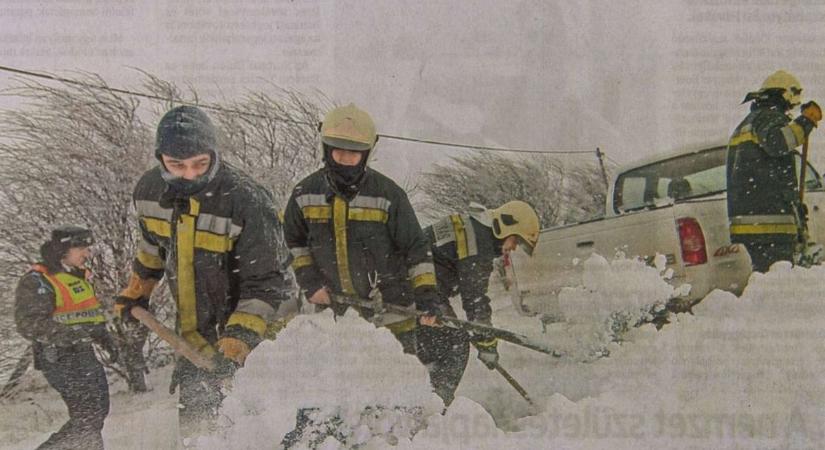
[
  {"left": 560, "top": 253, "right": 675, "bottom": 324},
  {"left": 410, "top": 262, "right": 825, "bottom": 449},
  {"left": 539, "top": 254, "right": 676, "bottom": 359},
  {"left": 194, "top": 309, "right": 442, "bottom": 449},
  {"left": 401, "top": 397, "right": 510, "bottom": 449},
  {"left": 8, "top": 262, "right": 825, "bottom": 449}
]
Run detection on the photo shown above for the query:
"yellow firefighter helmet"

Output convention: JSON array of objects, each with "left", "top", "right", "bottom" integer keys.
[
  {"left": 490, "top": 200, "right": 540, "bottom": 256},
  {"left": 758, "top": 70, "right": 803, "bottom": 107},
  {"left": 320, "top": 104, "right": 377, "bottom": 152}
]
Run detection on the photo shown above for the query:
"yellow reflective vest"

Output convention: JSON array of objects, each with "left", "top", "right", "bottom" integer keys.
[{"left": 31, "top": 264, "right": 105, "bottom": 326}]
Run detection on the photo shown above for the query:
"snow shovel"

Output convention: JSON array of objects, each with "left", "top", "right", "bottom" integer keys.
[
  {"left": 800, "top": 136, "right": 810, "bottom": 203},
  {"left": 130, "top": 306, "right": 216, "bottom": 372},
  {"left": 491, "top": 361, "right": 536, "bottom": 408},
  {"left": 796, "top": 134, "right": 824, "bottom": 266},
  {"left": 470, "top": 341, "right": 536, "bottom": 407},
  {"left": 333, "top": 294, "right": 563, "bottom": 358}
]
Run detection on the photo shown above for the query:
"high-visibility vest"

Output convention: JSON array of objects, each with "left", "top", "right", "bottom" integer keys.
[{"left": 31, "top": 264, "right": 105, "bottom": 326}]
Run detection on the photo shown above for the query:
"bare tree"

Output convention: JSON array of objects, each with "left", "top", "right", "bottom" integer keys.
[
  {"left": 419, "top": 152, "right": 608, "bottom": 227},
  {"left": 0, "top": 71, "right": 323, "bottom": 393},
  {"left": 212, "top": 87, "right": 329, "bottom": 206}
]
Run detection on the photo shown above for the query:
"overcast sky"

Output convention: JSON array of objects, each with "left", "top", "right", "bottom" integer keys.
[{"left": 1, "top": 0, "right": 824, "bottom": 181}]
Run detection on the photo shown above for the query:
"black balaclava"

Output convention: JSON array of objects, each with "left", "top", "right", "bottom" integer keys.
[
  {"left": 155, "top": 105, "right": 221, "bottom": 196},
  {"left": 323, "top": 143, "right": 369, "bottom": 199}
]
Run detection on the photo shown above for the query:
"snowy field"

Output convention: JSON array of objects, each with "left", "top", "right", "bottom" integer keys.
[{"left": 2, "top": 256, "right": 825, "bottom": 449}]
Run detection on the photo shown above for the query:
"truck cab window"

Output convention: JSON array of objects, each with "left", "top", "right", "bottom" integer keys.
[{"left": 614, "top": 147, "right": 727, "bottom": 214}]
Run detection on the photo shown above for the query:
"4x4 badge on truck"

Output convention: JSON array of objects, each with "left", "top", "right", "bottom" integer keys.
[{"left": 713, "top": 244, "right": 741, "bottom": 257}]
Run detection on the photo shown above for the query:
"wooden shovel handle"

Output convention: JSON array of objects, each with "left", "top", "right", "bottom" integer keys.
[{"left": 130, "top": 306, "right": 215, "bottom": 371}]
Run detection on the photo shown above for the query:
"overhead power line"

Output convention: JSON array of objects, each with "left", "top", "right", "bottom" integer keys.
[
  {"left": 0, "top": 64, "right": 603, "bottom": 157},
  {"left": 379, "top": 133, "right": 592, "bottom": 154},
  {"left": 0, "top": 64, "right": 314, "bottom": 126}
]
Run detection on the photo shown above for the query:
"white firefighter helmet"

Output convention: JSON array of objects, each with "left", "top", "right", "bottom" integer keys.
[
  {"left": 490, "top": 200, "right": 540, "bottom": 256},
  {"left": 758, "top": 70, "right": 803, "bottom": 107},
  {"left": 320, "top": 104, "right": 377, "bottom": 154}
]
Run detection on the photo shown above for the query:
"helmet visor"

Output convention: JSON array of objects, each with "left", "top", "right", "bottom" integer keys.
[{"left": 322, "top": 136, "right": 373, "bottom": 152}]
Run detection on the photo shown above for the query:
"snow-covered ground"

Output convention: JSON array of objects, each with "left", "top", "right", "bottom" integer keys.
[{"left": 3, "top": 255, "right": 825, "bottom": 449}]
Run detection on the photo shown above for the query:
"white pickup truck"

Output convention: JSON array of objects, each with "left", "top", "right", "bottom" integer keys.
[{"left": 510, "top": 143, "right": 825, "bottom": 314}]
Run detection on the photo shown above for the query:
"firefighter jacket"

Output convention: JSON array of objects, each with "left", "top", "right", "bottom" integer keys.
[
  {"left": 15, "top": 262, "right": 108, "bottom": 368},
  {"left": 131, "top": 162, "right": 291, "bottom": 356},
  {"left": 283, "top": 168, "right": 441, "bottom": 312},
  {"left": 727, "top": 103, "right": 816, "bottom": 238},
  {"left": 424, "top": 214, "right": 502, "bottom": 323}
]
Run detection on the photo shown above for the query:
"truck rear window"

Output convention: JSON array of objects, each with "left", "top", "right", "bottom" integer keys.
[{"left": 614, "top": 147, "right": 727, "bottom": 213}]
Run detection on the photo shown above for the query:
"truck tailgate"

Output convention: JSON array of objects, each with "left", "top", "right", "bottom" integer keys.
[{"left": 511, "top": 196, "right": 751, "bottom": 314}]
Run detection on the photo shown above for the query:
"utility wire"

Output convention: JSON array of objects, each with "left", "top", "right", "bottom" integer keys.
[
  {"left": 604, "top": 155, "right": 621, "bottom": 166},
  {"left": 379, "top": 133, "right": 592, "bottom": 154},
  {"left": 0, "top": 64, "right": 599, "bottom": 156},
  {"left": 0, "top": 64, "right": 314, "bottom": 126}
]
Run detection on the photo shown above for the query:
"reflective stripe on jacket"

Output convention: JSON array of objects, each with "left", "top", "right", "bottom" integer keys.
[
  {"left": 424, "top": 215, "right": 500, "bottom": 322},
  {"left": 283, "top": 168, "right": 439, "bottom": 310},
  {"left": 132, "top": 163, "right": 291, "bottom": 355},
  {"left": 726, "top": 104, "right": 812, "bottom": 237},
  {"left": 30, "top": 264, "right": 104, "bottom": 326}
]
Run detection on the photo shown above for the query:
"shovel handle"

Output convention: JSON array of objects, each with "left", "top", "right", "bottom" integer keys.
[
  {"left": 800, "top": 137, "right": 810, "bottom": 203},
  {"left": 131, "top": 306, "right": 215, "bottom": 371}
]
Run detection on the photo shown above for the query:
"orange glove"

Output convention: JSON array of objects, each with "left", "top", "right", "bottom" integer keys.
[
  {"left": 802, "top": 101, "right": 822, "bottom": 127},
  {"left": 115, "top": 272, "right": 159, "bottom": 321},
  {"left": 216, "top": 337, "right": 251, "bottom": 366}
]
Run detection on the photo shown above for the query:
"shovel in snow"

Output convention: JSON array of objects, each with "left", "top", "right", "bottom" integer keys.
[
  {"left": 470, "top": 341, "right": 536, "bottom": 408},
  {"left": 333, "top": 294, "right": 563, "bottom": 358},
  {"left": 491, "top": 361, "right": 536, "bottom": 408}
]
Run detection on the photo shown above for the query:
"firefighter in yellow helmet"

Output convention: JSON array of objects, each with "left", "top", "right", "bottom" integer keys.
[
  {"left": 15, "top": 226, "right": 116, "bottom": 450},
  {"left": 727, "top": 70, "right": 822, "bottom": 271},
  {"left": 283, "top": 104, "right": 462, "bottom": 404},
  {"left": 423, "top": 201, "right": 539, "bottom": 394}
]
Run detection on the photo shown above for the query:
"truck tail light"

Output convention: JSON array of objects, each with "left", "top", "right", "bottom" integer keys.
[{"left": 677, "top": 217, "right": 707, "bottom": 266}]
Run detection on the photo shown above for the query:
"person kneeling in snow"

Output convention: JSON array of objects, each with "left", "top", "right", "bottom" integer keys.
[
  {"left": 424, "top": 201, "right": 540, "bottom": 389},
  {"left": 15, "top": 226, "right": 117, "bottom": 450},
  {"left": 283, "top": 104, "right": 460, "bottom": 405}
]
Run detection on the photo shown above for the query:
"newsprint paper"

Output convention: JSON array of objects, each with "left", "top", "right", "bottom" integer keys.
[{"left": 1, "top": 1, "right": 825, "bottom": 449}]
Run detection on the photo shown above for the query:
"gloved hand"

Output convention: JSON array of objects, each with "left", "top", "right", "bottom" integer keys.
[
  {"left": 472, "top": 335, "right": 499, "bottom": 370},
  {"left": 211, "top": 353, "right": 239, "bottom": 379},
  {"left": 801, "top": 101, "right": 822, "bottom": 127},
  {"left": 216, "top": 336, "right": 251, "bottom": 366},
  {"left": 418, "top": 302, "right": 457, "bottom": 327},
  {"left": 114, "top": 296, "right": 149, "bottom": 323}
]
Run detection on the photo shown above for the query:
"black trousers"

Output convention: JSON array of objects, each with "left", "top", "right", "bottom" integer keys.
[
  {"left": 38, "top": 344, "right": 109, "bottom": 450},
  {"left": 171, "top": 357, "right": 225, "bottom": 438},
  {"left": 732, "top": 233, "right": 796, "bottom": 273}
]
